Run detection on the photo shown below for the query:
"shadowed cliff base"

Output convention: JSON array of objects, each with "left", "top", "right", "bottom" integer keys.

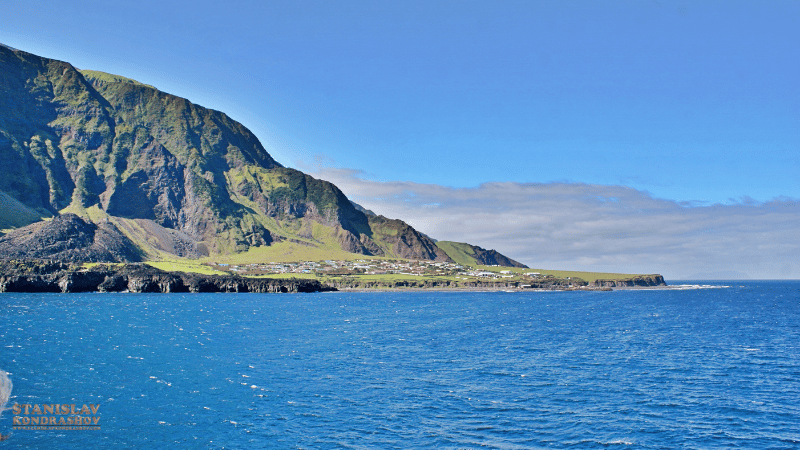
[{"left": 0, "top": 260, "right": 334, "bottom": 293}]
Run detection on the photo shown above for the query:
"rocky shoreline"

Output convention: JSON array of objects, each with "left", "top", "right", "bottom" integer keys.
[
  {"left": 0, "top": 260, "right": 666, "bottom": 294},
  {"left": 0, "top": 260, "right": 334, "bottom": 294},
  {"left": 589, "top": 275, "right": 666, "bottom": 288}
]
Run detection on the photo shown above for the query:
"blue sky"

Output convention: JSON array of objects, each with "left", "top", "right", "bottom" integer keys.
[{"left": 2, "top": 1, "right": 798, "bottom": 278}]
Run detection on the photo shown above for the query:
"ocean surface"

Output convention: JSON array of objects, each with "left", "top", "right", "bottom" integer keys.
[{"left": 1, "top": 281, "right": 799, "bottom": 449}]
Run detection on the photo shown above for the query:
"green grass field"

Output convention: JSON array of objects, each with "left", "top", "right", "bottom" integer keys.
[
  {"left": 245, "top": 272, "right": 320, "bottom": 280},
  {"left": 204, "top": 241, "right": 396, "bottom": 265},
  {"left": 145, "top": 260, "right": 227, "bottom": 275}
]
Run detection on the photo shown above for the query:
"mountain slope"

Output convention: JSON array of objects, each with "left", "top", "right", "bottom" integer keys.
[
  {"left": 0, "top": 191, "right": 49, "bottom": 233},
  {"left": 436, "top": 241, "right": 528, "bottom": 268},
  {"left": 0, "top": 45, "right": 520, "bottom": 266},
  {"left": 0, "top": 213, "right": 143, "bottom": 262}
]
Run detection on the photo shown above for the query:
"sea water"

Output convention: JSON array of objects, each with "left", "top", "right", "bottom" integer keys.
[{"left": 1, "top": 281, "right": 798, "bottom": 449}]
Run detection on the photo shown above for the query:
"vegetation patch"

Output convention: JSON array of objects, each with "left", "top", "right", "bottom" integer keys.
[
  {"left": 79, "top": 70, "right": 156, "bottom": 89},
  {"left": 145, "top": 260, "right": 227, "bottom": 275},
  {"left": 205, "top": 241, "right": 382, "bottom": 265},
  {"left": 436, "top": 241, "right": 479, "bottom": 266},
  {"left": 0, "top": 191, "right": 50, "bottom": 232}
]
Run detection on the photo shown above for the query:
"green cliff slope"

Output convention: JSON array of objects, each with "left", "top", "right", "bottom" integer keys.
[{"left": 436, "top": 241, "right": 528, "bottom": 268}]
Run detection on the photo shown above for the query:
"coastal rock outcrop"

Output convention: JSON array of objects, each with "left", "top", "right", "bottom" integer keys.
[
  {"left": 0, "top": 260, "right": 334, "bottom": 294},
  {"left": 589, "top": 275, "right": 666, "bottom": 288}
]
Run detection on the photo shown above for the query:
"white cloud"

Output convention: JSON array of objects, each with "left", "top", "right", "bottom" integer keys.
[{"left": 312, "top": 168, "right": 800, "bottom": 280}]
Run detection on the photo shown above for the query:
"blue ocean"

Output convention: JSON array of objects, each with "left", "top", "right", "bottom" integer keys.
[{"left": 1, "top": 281, "right": 799, "bottom": 449}]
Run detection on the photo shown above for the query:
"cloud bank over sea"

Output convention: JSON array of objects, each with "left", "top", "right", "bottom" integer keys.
[{"left": 313, "top": 168, "right": 799, "bottom": 280}]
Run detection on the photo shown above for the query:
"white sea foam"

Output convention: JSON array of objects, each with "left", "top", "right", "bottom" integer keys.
[{"left": 669, "top": 284, "right": 729, "bottom": 290}]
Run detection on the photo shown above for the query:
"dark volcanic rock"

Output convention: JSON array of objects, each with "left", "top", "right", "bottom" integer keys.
[
  {"left": 0, "top": 260, "right": 334, "bottom": 294},
  {"left": 58, "top": 270, "right": 110, "bottom": 293},
  {"left": 589, "top": 275, "right": 666, "bottom": 288},
  {"left": 0, "top": 214, "right": 143, "bottom": 262},
  {"left": 98, "top": 274, "right": 128, "bottom": 292}
]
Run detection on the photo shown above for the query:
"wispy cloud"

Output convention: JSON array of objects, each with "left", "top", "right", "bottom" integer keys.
[{"left": 312, "top": 168, "right": 800, "bottom": 280}]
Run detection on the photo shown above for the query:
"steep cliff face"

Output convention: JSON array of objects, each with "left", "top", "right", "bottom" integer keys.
[
  {"left": 0, "top": 45, "right": 465, "bottom": 263},
  {"left": 0, "top": 47, "right": 92, "bottom": 213},
  {"left": 224, "top": 165, "right": 385, "bottom": 255},
  {"left": 0, "top": 45, "right": 273, "bottom": 244},
  {"left": 367, "top": 215, "right": 452, "bottom": 261}
]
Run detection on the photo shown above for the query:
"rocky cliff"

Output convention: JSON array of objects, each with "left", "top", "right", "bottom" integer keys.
[
  {"left": 589, "top": 275, "right": 666, "bottom": 288},
  {"left": 0, "top": 260, "right": 333, "bottom": 293}
]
